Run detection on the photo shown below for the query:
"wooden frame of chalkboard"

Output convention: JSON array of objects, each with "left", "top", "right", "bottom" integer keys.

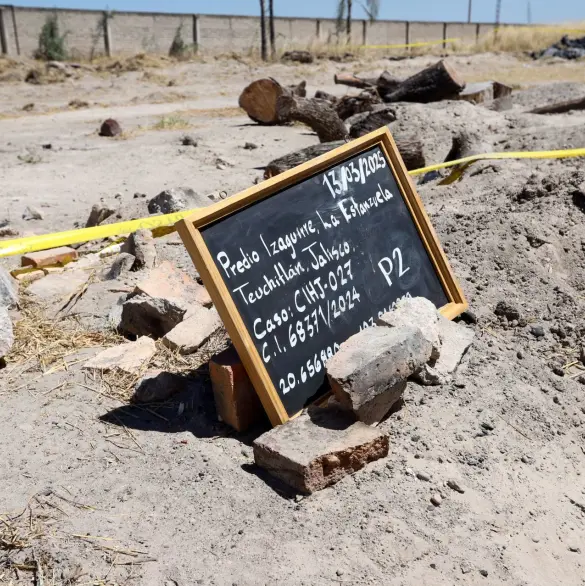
[{"left": 176, "top": 127, "right": 467, "bottom": 426}]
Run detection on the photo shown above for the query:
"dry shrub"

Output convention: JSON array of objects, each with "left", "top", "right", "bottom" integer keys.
[
  {"left": 96, "top": 52, "right": 168, "bottom": 73},
  {"left": 150, "top": 113, "right": 191, "bottom": 130},
  {"left": 141, "top": 70, "right": 170, "bottom": 85}
]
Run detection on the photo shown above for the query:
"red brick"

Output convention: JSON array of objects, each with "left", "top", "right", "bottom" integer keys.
[
  {"left": 21, "top": 246, "right": 78, "bottom": 268},
  {"left": 209, "top": 346, "right": 263, "bottom": 432},
  {"left": 135, "top": 261, "right": 212, "bottom": 308}
]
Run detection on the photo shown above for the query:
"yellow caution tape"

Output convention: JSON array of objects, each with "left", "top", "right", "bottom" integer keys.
[
  {"left": 363, "top": 37, "right": 460, "bottom": 49},
  {"left": 0, "top": 209, "right": 198, "bottom": 258},
  {"left": 2, "top": 146, "right": 585, "bottom": 259},
  {"left": 408, "top": 147, "right": 585, "bottom": 176}
]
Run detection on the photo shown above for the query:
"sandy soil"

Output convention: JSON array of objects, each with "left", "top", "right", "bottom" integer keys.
[{"left": 1, "top": 51, "right": 585, "bottom": 586}]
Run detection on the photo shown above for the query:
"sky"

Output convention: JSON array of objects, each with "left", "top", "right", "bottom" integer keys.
[{"left": 11, "top": 0, "right": 585, "bottom": 24}]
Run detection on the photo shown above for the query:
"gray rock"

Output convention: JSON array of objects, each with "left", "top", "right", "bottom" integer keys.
[
  {"left": 416, "top": 471, "right": 431, "bottom": 481},
  {"left": 132, "top": 369, "right": 190, "bottom": 403},
  {"left": 0, "top": 306, "right": 14, "bottom": 358},
  {"left": 119, "top": 294, "right": 185, "bottom": 339},
  {"left": 83, "top": 336, "right": 156, "bottom": 374},
  {"left": 446, "top": 479, "right": 466, "bottom": 493},
  {"left": 327, "top": 326, "right": 432, "bottom": 425},
  {"left": 0, "top": 267, "right": 18, "bottom": 309},
  {"left": 432, "top": 317, "right": 475, "bottom": 380},
  {"left": 85, "top": 203, "right": 115, "bottom": 227},
  {"left": 125, "top": 229, "right": 157, "bottom": 270},
  {"left": 377, "top": 296, "right": 442, "bottom": 361},
  {"left": 253, "top": 405, "right": 389, "bottom": 494},
  {"left": 530, "top": 324, "right": 545, "bottom": 338},
  {"left": 103, "top": 253, "right": 135, "bottom": 280},
  {"left": 180, "top": 135, "right": 198, "bottom": 147},
  {"left": 430, "top": 494, "right": 442, "bottom": 506},
  {"left": 494, "top": 300, "right": 520, "bottom": 321},
  {"left": 162, "top": 306, "right": 222, "bottom": 354},
  {"left": 22, "top": 206, "right": 43, "bottom": 220},
  {"left": 147, "top": 187, "right": 213, "bottom": 215},
  {"left": 411, "top": 363, "right": 446, "bottom": 386}
]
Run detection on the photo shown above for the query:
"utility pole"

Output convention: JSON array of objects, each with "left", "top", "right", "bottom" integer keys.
[
  {"left": 527, "top": 1, "right": 532, "bottom": 24},
  {"left": 494, "top": 0, "right": 501, "bottom": 39},
  {"left": 467, "top": 0, "right": 472, "bottom": 23}
]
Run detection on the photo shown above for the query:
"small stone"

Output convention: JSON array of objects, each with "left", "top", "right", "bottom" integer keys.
[
  {"left": 125, "top": 229, "right": 157, "bottom": 270},
  {"left": 416, "top": 471, "right": 431, "bottom": 481},
  {"left": 335, "top": 569, "right": 344, "bottom": 577},
  {"left": 83, "top": 337, "right": 156, "bottom": 374},
  {"left": 460, "top": 562, "right": 472, "bottom": 574},
  {"left": 244, "top": 142, "right": 258, "bottom": 150},
  {"left": 430, "top": 494, "right": 442, "bottom": 506},
  {"left": 15, "top": 270, "right": 44, "bottom": 283},
  {"left": 147, "top": 187, "right": 212, "bottom": 215},
  {"left": 494, "top": 300, "right": 520, "bottom": 321},
  {"left": 0, "top": 267, "right": 18, "bottom": 309},
  {"left": 552, "top": 366, "right": 565, "bottom": 377},
  {"left": 103, "top": 253, "right": 135, "bottom": 280},
  {"left": 578, "top": 375, "right": 585, "bottom": 385},
  {"left": 521, "top": 455, "right": 533, "bottom": 464},
  {"left": 85, "top": 203, "right": 115, "bottom": 228},
  {"left": 530, "top": 325, "right": 545, "bottom": 338},
  {"left": 99, "top": 118, "right": 122, "bottom": 137},
  {"left": 481, "top": 421, "right": 495, "bottom": 431},
  {"left": 0, "top": 226, "right": 20, "bottom": 238},
  {"left": 446, "top": 479, "right": 465, "bottom": 493},
  {"left": 22, "top": 102, "right": 35, "bottom": 111},
  {"left": 22, "top": 206, "right": 43, "bottom": 220},
  {"left": 0, "top": 306, "right": 14, "bottom": 358},
  {"left": 479, "top": 569, "right": 488, "bottom": 577},
  {"left": 181, "top": 135, "right": 198, "bottom": 147},
  {"left": 568, "top": 545, "right": 581, "bottom": 553},
  {"left": 21, "top": 246, "right": 78, "bottom": 269}
]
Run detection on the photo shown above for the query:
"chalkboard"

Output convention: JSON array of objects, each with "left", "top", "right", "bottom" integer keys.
[{"left": 177, "top": 128, "right": 467, "bottom": 426}]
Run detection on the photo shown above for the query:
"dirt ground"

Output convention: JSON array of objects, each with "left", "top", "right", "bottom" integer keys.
[{"left": 1, "top": 51, "right": 585, "bottom": 586}]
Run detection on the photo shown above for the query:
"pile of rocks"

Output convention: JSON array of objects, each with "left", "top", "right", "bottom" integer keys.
[
  {"left": 253, "top": 297, "right": 474, "bottom": 494},
  {"left": 533, "top": 35, "right": 585, "bottom": 60}
]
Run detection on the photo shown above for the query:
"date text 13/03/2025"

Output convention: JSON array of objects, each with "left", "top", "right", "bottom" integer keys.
[{"left": 202, "top": 145, "right": 432, "bottom": 406}]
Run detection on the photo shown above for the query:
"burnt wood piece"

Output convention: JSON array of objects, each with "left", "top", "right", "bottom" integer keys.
[
  {"left": 348, "top": 106, "right": 397, "bottom": 138},
  {"left": 264, "top": 135, "right": 425, "bottom": 178},
  {"left": 314, "top": 90, "right": 338, "bottom": 103},
  {"left": 276, "top": 95, "right": 348, "bottom": 143},
  {"left": 238, "top": 78, "right": 306, "bottom": 125},
  {"left": 335, "top": 90, "right": 382, "bottom": 120},
  {"left": 384, "top": 60, "right": 465, "bottom": 103},
  {"left": 282, "top": 50, "right": 314, "bottom": 64},
  {"left": 529, "top": 95, "right": 585, "bottom": 114}
]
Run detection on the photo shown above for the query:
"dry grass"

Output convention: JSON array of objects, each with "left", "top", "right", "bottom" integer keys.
[
  {"left": 472, "top": 23, "right": 585, "bottom": 54},
  {"left": 150, "top": 113, "right": 191, "bottom": 131},
  {"left": 1, "top": 488, "right": 154, "bottom": 585},
  {"left": 6, "top": 302, "right": 123, "bottom": 374},
  {"left": 92, "top": 331, "right": 228, "bottom": 402}
]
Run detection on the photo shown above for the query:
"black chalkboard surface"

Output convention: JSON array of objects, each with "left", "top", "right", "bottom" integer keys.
[{"left": 177, "top": 128, "right": 466, "bottom": 425}]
